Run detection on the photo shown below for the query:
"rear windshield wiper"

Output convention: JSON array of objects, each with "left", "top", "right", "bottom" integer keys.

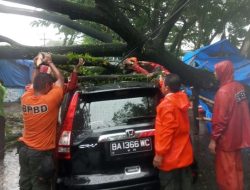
[{"left": 123, "top": 115, "right": 155, "bottom": 124}]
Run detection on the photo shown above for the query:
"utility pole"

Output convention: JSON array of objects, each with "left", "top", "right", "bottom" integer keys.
[{"left": 40, "top": 33, "right": 48, "bottom": 46}]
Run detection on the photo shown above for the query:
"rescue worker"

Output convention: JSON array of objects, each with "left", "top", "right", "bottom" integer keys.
[
  {"left": 64, "top": 57, "right": 84, "bottom": 94},
  {"left": 208, "top": 60, "right": 250, "bottom": 190},
  {"left": 122, "top": 57, "right": 170, "bottom": 76},
  {"left": 153, "top": 73, "right": 194, "bottom": 190},
  {"left": 0, "top": 79, "right": 6, "bottom": 159},
  {"left": 19, "top": 53, "right": 64, "bottom": 190}
]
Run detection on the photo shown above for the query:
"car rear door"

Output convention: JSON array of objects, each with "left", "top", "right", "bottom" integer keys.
[{"left": 57, "top": 87, "right": 160, "bottom": 189}]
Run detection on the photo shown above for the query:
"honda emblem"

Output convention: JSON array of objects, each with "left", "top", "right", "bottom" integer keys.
[{"left": 126, "top": 129, "right": 135, "bottom": 138}]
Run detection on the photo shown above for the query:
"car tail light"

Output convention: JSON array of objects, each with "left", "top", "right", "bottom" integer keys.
[
  {"left": 138, "top": 129, "right": 155, "bottom": 138},
  {"left": 57, "top": 92, "right": 79, "bottom": 160}
]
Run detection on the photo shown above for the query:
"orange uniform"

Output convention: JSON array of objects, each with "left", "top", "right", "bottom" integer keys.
[
  {"left": 154, "top": 91, "right": 193, "bottom": 171},
  {"left": 20, "top": 86, "right": 63, "bottom": 150},
  {"left": 125, "top": 57, "right": 170, "bottom": 75}
]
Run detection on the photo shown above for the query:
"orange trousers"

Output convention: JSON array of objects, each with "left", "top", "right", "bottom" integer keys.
[{"left": 215, "top": 149, "right": 243, "bottom": 190}]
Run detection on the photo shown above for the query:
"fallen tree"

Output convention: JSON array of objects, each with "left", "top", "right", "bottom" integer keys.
[
  {"left": 1, "top": 0, "right": 218, "bottom": 90},
  {"left": 0, "top": 35, "right": 127, "bottom": 59}
]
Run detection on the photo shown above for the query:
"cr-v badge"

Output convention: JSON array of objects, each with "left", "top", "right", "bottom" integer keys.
[{"left": 79, "top": 143, "right": 98, "bottom": 149}]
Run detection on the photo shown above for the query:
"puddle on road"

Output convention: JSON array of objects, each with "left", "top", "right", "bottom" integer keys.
[{"left": 0, "top": 148, "right": 19, "bottom": 190}]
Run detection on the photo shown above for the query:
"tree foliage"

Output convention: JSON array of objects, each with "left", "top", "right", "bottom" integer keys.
[{"left": 1, "top": 0, "right": 250, "bottom": 93}]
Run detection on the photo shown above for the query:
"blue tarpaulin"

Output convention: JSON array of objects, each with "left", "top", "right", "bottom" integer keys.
[
  {"left": 183, "top": 39, "right": 250, "bottom": 86},
  {"left": 0, "top": 59, "right": 33, "bottom": 88},
  {"left": 182, "top": 39, "right": 250, "bottom": 133}
]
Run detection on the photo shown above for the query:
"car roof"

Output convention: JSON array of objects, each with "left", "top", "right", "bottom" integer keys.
[
  {"left": 79, "top": 81, "right": 158, "bottom": 94},
  {"left": 77, "top": 81, "right": 160, "bottom": 102}
]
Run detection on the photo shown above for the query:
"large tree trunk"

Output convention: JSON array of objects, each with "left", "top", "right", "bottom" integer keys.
[
  {"left": 0, "top": 43, "right": 127, "bottom": 60},
  {"left": 240, "top": 28, "right": 250, "bottom": 59}
]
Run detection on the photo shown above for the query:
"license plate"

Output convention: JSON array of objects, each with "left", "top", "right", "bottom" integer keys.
[{"left": 110, "top": 138, "right": 152, "bottom": 156}]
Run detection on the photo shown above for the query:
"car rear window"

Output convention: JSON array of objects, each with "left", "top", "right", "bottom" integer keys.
[
  {"left": 76, "top": 96, "right": 156, "bottom": 126},
  {"left": 72, "top": 94, "right": 157, "bottom": 143}
]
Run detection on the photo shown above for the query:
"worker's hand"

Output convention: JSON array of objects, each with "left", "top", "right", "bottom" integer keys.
[
  {"left": 131, "top": 62, "right": 141, "bottom": 70},
  {"left": 123, "top": 60, "right": 134, "bottom": 69},
  {"left": 33, "top": 56, "right": 39, "bottom": 68},
  {"left": 153, "top": 155, "right": 163, "bottom": 168},
  {"left": 43, "top": 52, "right": 53, "bottom": 65},
  {"left": 126, "top": 61, "right": 134, "bottom": 66},
  {"left": 147, "top": 73, "right": 154, "bottom": 78},
  {"left": 158, "top": 74, "right": 164, "bottom": 87},
  {"left": 208, "top": 139, "right": 216, "bottom": 154},
  {"left": 74, "top": 58, "right": 85, "bottom": 72},
  {"left": 34, "top": 53, "right": 44, "bottom": 68},
  {"left": 77, "top": 58, "right": 85, "bottom": 67}
]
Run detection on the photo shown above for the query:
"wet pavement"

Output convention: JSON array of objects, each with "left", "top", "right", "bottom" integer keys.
[
  {"left": 191, "top": 119, "right": 250, "bottom": 190},
  {"left": 1, "top": 103, "right": 250, "bottom": 190},
  {"left": 0, "top": 103, "right": 21, "bottom": 190},
  {"left": 0, "top": 148, "right": 19, "bottom": 190},
  {"left": 192, "top": 122, "right": 218, "bottom": 190}
]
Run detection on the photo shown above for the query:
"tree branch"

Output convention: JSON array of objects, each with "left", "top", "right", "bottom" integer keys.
[
  {"left": 0, "top": 4, "right": 113, "bottom": 42},
  {"left": 0, "top": 36, "right": 127, "bottom": 59},
  {"left": 170, "top": 17, "right": 196, "bottom": 53},
  {"left": 154, "top": 0, "right": 190, "bottom": 45},
  {"left": 0, "top": 35, "right": 22, "bottom": 46},
  {"left": 150, "top": 0, "right": 161, "bottom": 30},
  {"left": 95, "top": 0, "right": 146, "bottom": 46},
  {"left": 4, "top": 0, "right": 146, "bottom": 46},
  {"left": 124, "top": 0, "right": 150, "bottom": 14},
  {"left": 240, "top": 28, "right": 250, "bottom": 58},
  {"left": 142, "top": 45, "right": 217, "bottom": 90}
]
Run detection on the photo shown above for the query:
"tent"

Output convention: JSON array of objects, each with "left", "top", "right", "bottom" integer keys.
[
  {"left": 0, "top": 59, "right": 33, "bottom": 88},
  {"left": 182, "top": 39, "right": 250, "bottom": 133},
  {"left": 183, "top": 39, "right": 250, "bottom": 86},
  {"left": 0, "top": 59, "right": 33, "bottom": 102}
]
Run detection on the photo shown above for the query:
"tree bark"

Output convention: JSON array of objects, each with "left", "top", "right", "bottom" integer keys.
[
  {"left": 169, "top": 18, "right": 196, "bottom": 53},
  {"left": 0, "top": 41, "right": 127, "bottom": 60},
  {"left": 141, "top": 41, "right": 217, "bottom": 89},
  {"left": 0, "top": 4, "right": 113, "bottom": 43},
  {"left": 240, "top": 28, "right": 250, "bottom": 59},
  {"left": 154, "top": 0, "right": 190, "bottom": 45},
  {"left": 0, "top": 35, "right": 22, "bottom": 47},
  {"left": 4, "top": 0, "right": 146, "bottom": 46}
]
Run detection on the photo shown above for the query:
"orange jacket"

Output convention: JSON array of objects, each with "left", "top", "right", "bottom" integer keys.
[{"left": 154, "top": 91, "right": 193, "bottom": 171}]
